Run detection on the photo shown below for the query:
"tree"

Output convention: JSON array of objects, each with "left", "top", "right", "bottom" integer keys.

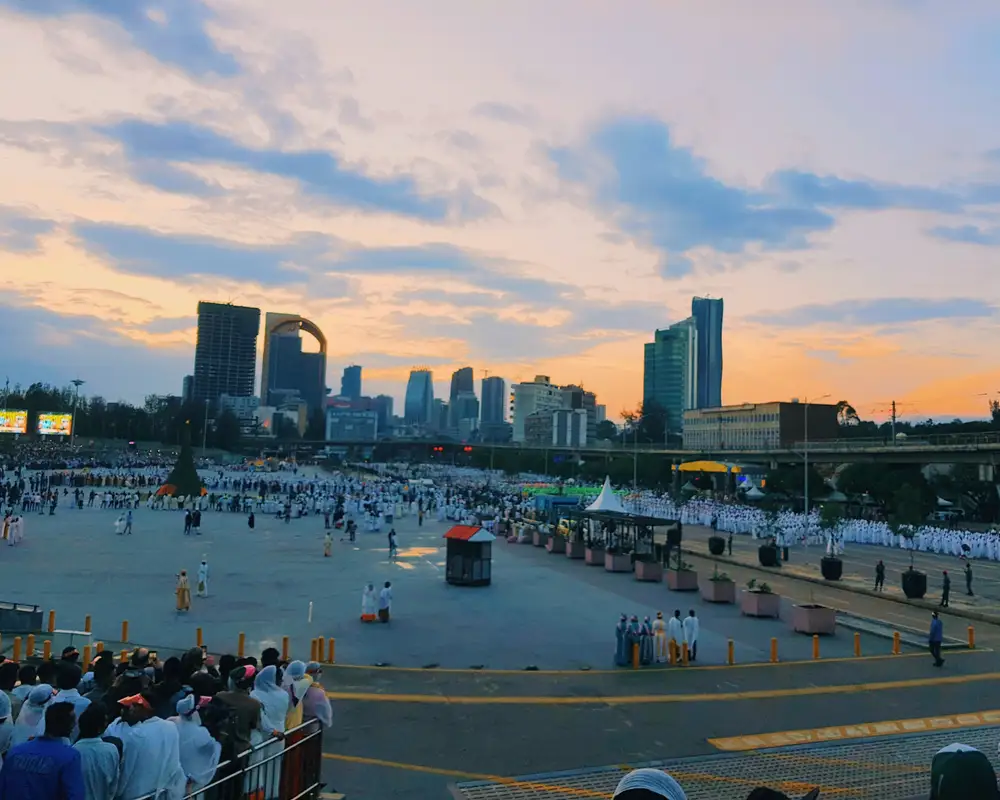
[
  {"left": 274, "top": 416, "right": 300, "bottom": 441},
  {"left": 619, "top": 400, "right": 668, "bottom": 445},
  {"left": 835, "top": 400, "right": 860, "bottom": 427},
  {"left": 763, "top": 464, "right": 826, "bottom": 497},
  {"left": 213, "top": 410, "right": 242, "bottom": 452},
  {"left": 595, "top": 420, "right": 618, "bottom": 441},
  {"left": 991, "top": 399, "right": 1000, "bottom": 429},
  {"left": 161, "top": 422, "right": 205, "bottom": 497},
  {"left": 889, "top": 483, "right": 928, "bottom": 569},
  {"left": 305, "top": 409, "right": 326, "bottom": 441}
]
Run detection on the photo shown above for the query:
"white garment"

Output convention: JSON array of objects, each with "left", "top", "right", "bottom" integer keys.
[
  {"left": 667, "top": 616, "right": 684, "bottom": 644},
  {"left": 361, "top": 586, "right": 377, "bottom": 616},
  {"left": 197, "top": 563, "right": 209, "bottom": 597},
  {"left": 170, "top": 712, "right": 222, "bottom": 797},
  {"left": 249, "top": 665, "right": 289, "bottom": 800},
  {"left": 682, "top": 615, "right": 699, "bottom": 646},
  {"left": 379, "top": 586, "right": 392, "bottom": 611},
  {"left": 104, "top": 716, "right": 186, "bottom": 800}
]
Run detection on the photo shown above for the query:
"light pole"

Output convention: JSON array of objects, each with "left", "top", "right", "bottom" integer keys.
[
  {"left": 70, "top": 379, "right": 85, "bottom": 448},
  {"left": 803, "top": 393, "right": 831, "bottom": 548},
  {"left": 632, "top": 418, "right": 640, "bottom": 491},
  {"left": 202, "top": 399, "right": 209, "bottom": 455}
]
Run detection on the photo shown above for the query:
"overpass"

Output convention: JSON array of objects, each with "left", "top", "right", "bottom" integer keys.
[{"left": 260, "top": 431, "right": 1000, "bottom": 467}]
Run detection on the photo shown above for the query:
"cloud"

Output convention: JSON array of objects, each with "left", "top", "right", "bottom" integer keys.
[
  {"left": 99, "top": 119, "right": 489, "bottom": 220},
  {"left": 768, "top": 170, "right": 962, "bottom": 213},
  {"left": 472, "top": 102, "right": 537, "bottom": 126},
  {"left": 398, "top": 312, "right": 586, "bottom": 360},
  {"left": 927, "top": 224, "right": 1000, "bottom": 246},
  {"left": 142, "top": 316, "right": 195, "bottom": 335},
  {"left": 0, "top": 0, "right": 239, "bottom": 77},
  {"left": 750, "top": 298, "right": 997, "bottom": 328},
  {"left": 440, "top": 130, "right": 480, "bottom": 151},
  {"left": 0, "top": 208, "right": 54, "bottom": 253}
]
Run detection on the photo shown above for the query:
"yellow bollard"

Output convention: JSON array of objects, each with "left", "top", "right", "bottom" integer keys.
[
  {"left": 120, "top": 649, "right": 128, "bottom": 664},
  {"left": 969, "top": 626, "right": 976, "bottom": 649},
  {"left": 12, "top": 637, "right": 21, "bottom": 662},
  {"left": 238, "top": 632, "right": 246, "bottom": 658},
  {"left": 812, "top": 634, "right": 820, "bottom": 660},
  {"left": 854, "top": 632, "right": 861, "bottom": 657},
  {"left": 84, "top": 615, "right": 92, "bottom": 634},
  {"left": 310, "top": 638, "right": 318, "bottom": 662},
  {"left": 121, "top": 620, "right": 129, "bottom": 643},
  {"left": 892, "top": 631, "right": 901, "bottom": 655},
  {"left": 43, "top": 640, "right": 51, "bottom": 660},
  {"left": 681, "top": 642, "right": 689, "bottom": 666},
  {"left": 631, "top": 642, "right": 639, "bottom": 669},
  {"left": 197, "top": 628, "right": 203, "bottom": 648},
  {"left": 668, "top": 639, "right": 676, "bottom": 665},
  {"left": 328, "top": 637, "right": 336, "bottom": 663},
  {"left": 727, "top": 639, "right": 734, "bottom": 665},
  {"left": 95, "top": 641, "right": 104, "bottom": 653},
  {"left": 770, "top": 637, "right": 778, "bottom": 663},
  {"left": 282, "top": 636, "right": 290, "bottom": 662},
  {"left": 26, "top": 634, "right": 35, "bottom": 658},
  {"left": 47, "top": 610, "right": 56, "bottom": 633},
  {"left": 82, "top": 645, "right": 91, "bottom": 666}
]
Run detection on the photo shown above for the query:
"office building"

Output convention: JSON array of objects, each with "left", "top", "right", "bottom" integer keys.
[
  {"left": 373, "top": 395, "right": 394, "bottom": 434},
  {"left": 181, "top": 375, "right": 194, "bottom": 403},
  {"left": 691, "top": 297, "right": 724, "bottom": 408},
  {"left": 480, "top": 376, "right": 506, "bottom": 424},
  {"left": 449, "top": 367, "right": 474, "bottom": 429},
  {"left": 326, "top": 406, "right": 379, "bottom": 442},
  {"left": 596, "top": 405, "right": 607, "bottom": 423},
  {"left": 643, "top": 319, "right": 698, "bottom": 438},
  {"left": 404, "top": 368, "right": 434, "bottom": 425},
  {"left": 553, "top": 408, "right": 588, "bottom": 447},
  {"left": 510, "top": 375, "right": 563, "bottom": 443},
  {"left": 193, "top": 302, "right": 260, "bottom": 403},
  {"left": 452, "top": 390, "right": 480, "bottom": 435},
  {"left": 560, "top": 384, "right": 597, "bottom": 443},
  {"left": 432, "top": 398, "right": 449, "bottom": 432},
  {"left": 682, "top": 400, "right": 839, "bottom": 451},
  {"left": 259, "top": 313, "right": 327, "bottom": 413},
  {"left": 523, "top": 410, "right": 555, "bottom": 446},
  {"left": 341, "top": 365, "right": 362, "bottom": 400}
]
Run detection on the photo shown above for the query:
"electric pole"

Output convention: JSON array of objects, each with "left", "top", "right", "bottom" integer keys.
[{"left": 891, "top": 400, "right": 897, "bottom": 443}]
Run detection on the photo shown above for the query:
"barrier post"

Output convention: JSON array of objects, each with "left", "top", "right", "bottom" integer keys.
[
  {"left": 47, "top": 610, "right": 56, "bottom": 633},
  {"left": 95, "top": 641, "right": 104, "bottom": 653},
  {"left": 328, "top": 637, "right": 336, "bottom": 663},
  {"left": 282, "top": 636, "right": 290, "bottom": 661},
  {"left": 681, "top": 642, "right": 689, "bottom": 666},
  {"left": 196, "top": 628, "right": 203, "bottom": 648},
  {"left": 892, "top": 631, "right": 901, "bottom": 655},
  {"left": 26, "top": 634, "right": 35, "bottom": 658},
  {"left": 84, "top": 615, "right": 92, "bottom": 634},
  {"left": 238, "top": 632, "right": 246, "bottom": 658},
  {"left": 770, "top": 638, "right": 778, "bottom": 663},
  {"left": 812, "top": 635, "right": 820, "bottom": 660},
  {"left": 120, "top": 649, "right": 128, "bottom": 664},
  {"left": 12, "top": 637, "right": 21, "bottom": 662},
  {"left": 969, "top": 626, "right": 976, "bottom": 649},
  {"left": 310, "top": 638, "right": 318, "bottom": 662},
  {"left": 121, "top": 620, "right": 129, "bottom": 642},
  {"left": 668, "top": 640, "right": 676, "bottom": 665},
  {"left": 631, "top": 642, "right": 639, "bottom": 669},
  {"left": 727, "top": 639, "right": 734, "bottom": 665},
  {"left": 43, "top": 640, "right": 51, "bottom": 660},
  {"left": 82, "top": 645, "right": 92, "bottom": 665},
  {"left": 854, "top": 632, "right": 861, "bottom": 657}
]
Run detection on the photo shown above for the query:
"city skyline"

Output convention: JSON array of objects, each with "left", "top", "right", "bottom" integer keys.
[{"left": 2, "top": 2, "right": 1000, "bottom": 422}]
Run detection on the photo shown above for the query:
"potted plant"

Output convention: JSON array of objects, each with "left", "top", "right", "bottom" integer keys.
[
  {"left": 634, "top": 553, "right": 663, "bottom": 582},
  {"left": 699, "top": 566, "right": 735, "bottom": 603},
  {"left": 532, "top": 526, "right": 549, "bottom": 547},
  {"left": 546, "top": 532, "right": 566, "bottom": 554},
  {"left": 584, "top": 535, "right": 605, "bottom": 565},
  {"left": 891, "top": 484, "right": 929, "bottom": 599},
  {"left": 604, "top": 544, "right": 632, "bottom": 573},
  {"left": 664, "top": 550, "right": 697, "bottom": 591},
  {"left": 565, "top": 533, "right": 586, "bottom": 559},
  {"left": 791, "top": 602, "right": 837, "bottom": 635},
  {"left": 708, "top": 535, "right": 726, "bottom": 556},
  {"left": 741, "top": 579, "right": 780, "bottom": 618},
  {"left": 817, "top": 503, "right": 844, "bottom": 581},
  {"left": 758, "top": 539, "right": 780, "bottom": 567}
]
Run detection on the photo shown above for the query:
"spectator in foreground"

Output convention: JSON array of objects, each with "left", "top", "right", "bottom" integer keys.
[
  {"left": 11, "top": 665, "right": 36, "bottom": 705},
  {"left": 170, "top": 694, "right": 221, "bottom": 797},
  {"left": 0, "top": 691, "right": 14, "bottom": 757},
  {"left": 0, "top": 660, "right": 23, "bottom": 720},
  {"left": 46, "top": 664, "right": 91, "bottom": 741},
  {"left": 930, "top": 742, "right": 999, "bottom": 799},
  {"left": 11, "top": 684, "right": 54, "bottom": 749},
  {"left": 74, "top": 703, "right": 120, "bottom": 800},
  {"left": 104, "top": 692, "right": 185, "bottom": 800},
  {"left": 745, "top": 788, "right": 820, "bottom": 799},
  {"left": 0, "top": 702, "right": 85, "bottom": 800},
  {"left": 612, "top": 768, "right": 687, "bottom": 799}
]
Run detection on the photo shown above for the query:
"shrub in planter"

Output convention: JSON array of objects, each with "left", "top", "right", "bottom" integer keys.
[
  {"left": 758, "top": 544, "right": 780, "bottom": 567},
  {"left": 790, "top": 603, "right": 836, "bottom": 635},
  {"left": 665, "top": 560, "right": 698, "bottom": 591},
  {"left": 902, "top": 568, "right": 927, "bottom": 599},
  {"left": 584, "top": 545, "right": 605, "bottom": 565},
  {"left": 741, "top": 580, "right": 781, "bottom": 618},
  {"left": 635, "top": 556, "right": 663, "bottom": 582},
  {"left": 565, "top": 540, "right": 586, "bottom": 559},
  {"left": 699, "top": 569, "right": 735, "bottom": 603},
  {"left": 708, "top": 535, "right": 726, "bottom": 556},
  {"left": 604, "top": 548, "right": 632, "bottom": 573},
  {"left": 820, "top": 557, "right": 843, "bottom": 581},
  {"left": 546, "top": 535, "right": 566, "bottom": 554}
]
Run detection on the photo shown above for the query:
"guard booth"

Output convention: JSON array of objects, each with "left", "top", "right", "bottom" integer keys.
[{"left": 443, "top": 525, "right": 495, "bottom": 586}]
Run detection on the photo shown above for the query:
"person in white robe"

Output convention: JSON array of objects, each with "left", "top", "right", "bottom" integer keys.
[
  {"left": 651, "top": 612, "right": 668, "bottom": 664},
  {"left": 74, "top": 703, "right": 121, "bottom": 800},
  {"left": 248, "top": 665, "right": 289, "bottom": 800},
  {"left": 666, "top": 611, "right": 684, "bottom": 661},
  {"left": 104, "top": 693, "right": 186, "bottom": 800},
  {"left": 170, "top": 694, "right": 221, "bottom": 799},
  {"left": 682, "top": 610, "right": 700, "bottom": 662},
  {"left": 302, "top": 663, "right": 333, "bottom": 729},
  {"left": 11, "top": 684, "right": 53, "bottom": 749},
  {"left": 361, "top": 584, "right": 377, "bottom": 620},
  {"left": 197, "top": 559, "right": 210, "bottom": 598}
]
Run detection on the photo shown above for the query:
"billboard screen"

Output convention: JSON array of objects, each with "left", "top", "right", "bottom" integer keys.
[
  {"left": 0, "top": 410, "right": 28, "bottom": 435},
  {"left": 37, "top": 412, "right": 72, "bottom": 436}
]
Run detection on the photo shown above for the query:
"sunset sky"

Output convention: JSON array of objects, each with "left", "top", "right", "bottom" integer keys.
[{"left": 1, "top": 0, "right": 999, "bottom": 422}]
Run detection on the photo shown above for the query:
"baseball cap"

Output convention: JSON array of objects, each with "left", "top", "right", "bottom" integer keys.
[{"left": 931, "top": 744, "right": 999, "bottom": 799}]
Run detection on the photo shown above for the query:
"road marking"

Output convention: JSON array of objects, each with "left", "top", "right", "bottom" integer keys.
[
  {"left": 326, "top": 665, "right": 1000, "bottom": 705},
  {"left": 709, "top": 709, "right": 1000, "bottom": 751},
  {"left": 322, "top": 753, "right": 852, "bottom": 796}
]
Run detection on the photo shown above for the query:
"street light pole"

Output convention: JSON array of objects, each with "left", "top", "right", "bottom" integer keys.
[
  {"left": 632, "top": 421, "right": 639, "bottom": 490},
  {"left": 202, "top": 399, "right": 209, "bottom": 455},
  {"left": 70, "top": 379, "right": 85, "bottom": 448},
  {"left": 803, "top": 393, "right": 831, "bottom": 548}
]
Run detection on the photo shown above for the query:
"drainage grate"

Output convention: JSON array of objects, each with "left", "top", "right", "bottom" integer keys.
[{"left": 453, "top": 725, "right": 1000, "bottom": 799}]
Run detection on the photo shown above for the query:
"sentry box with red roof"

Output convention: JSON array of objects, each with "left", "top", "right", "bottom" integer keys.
[{"left": 443, "top": 525, "right": 496, "bottom": 586}]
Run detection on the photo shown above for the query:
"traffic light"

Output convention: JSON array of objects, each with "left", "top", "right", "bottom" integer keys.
[
  {"left": 432, "top": 446, "right": 444, "bottom": 453},
  {"left": 463, "top": 446, "right": 473, "bottom": 453}
]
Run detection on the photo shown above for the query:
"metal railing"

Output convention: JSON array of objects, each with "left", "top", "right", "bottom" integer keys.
[{"left": 131, "top": 718, "right": 324, "bottom": 800}]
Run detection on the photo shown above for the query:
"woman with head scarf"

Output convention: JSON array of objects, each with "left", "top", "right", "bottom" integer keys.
[
  {"left": 248, "top": 665, "right": 288, "bottom": 799},
  {"left": 280, "top": 661, "right": 319, "bottom": 798},
  {"left": 302, "top": 663, "right": 332, "bottom": 729},
  {"left": 11, "top": 683, "right": 54, "bottom": 748},
  {"left": 613, "top": 768, "right": 687, "bottom": 799},
  {"left": 615, "top": 614, "right": 629, "bottom": 667},
  {"left": 361, "top": 583, "right": 377, "bottom": 621},
  {"left": 170, "top": 694, "right": 222, "bottom": 799},
  {"left": 281, "top": 661, "right": 312, "bottom": 730}
]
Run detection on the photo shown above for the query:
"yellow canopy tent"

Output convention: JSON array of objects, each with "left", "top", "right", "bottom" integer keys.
[{"left": 673, "top": 461, "right": 742, "bottom": 474}]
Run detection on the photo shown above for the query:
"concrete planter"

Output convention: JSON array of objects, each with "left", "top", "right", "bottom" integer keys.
[
  {"left": 565, "top": 541, "right": 586, "bottom": 559},
  {"left": 699, "top": 577, "right": 736, "bottom": 603},
  {"left": 532, "top": 529, "right": 549, "bottom": 547},
  {"left": 584, "top": 547, "right": 605, "bottom": 565},
  {"left": 604, "top": 552, "right": 633, "bottom": 573},
  {"left": 665, "top": 569, "right": 698, "bottom": 591},
  {"left": 634, "top": 560, "right": 663, "bottom": 582},
  {"left": 741, "top": 590, "right": 781, "bottom": 618},
  {"left": 791, "top": 604, "right": 836, "bottom": 635},
  {"left": 546, "top": 536, "right": 566, "bottom": 554}
]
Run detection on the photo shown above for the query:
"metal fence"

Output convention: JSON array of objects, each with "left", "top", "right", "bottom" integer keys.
[{"left": 131, "top": 719, "right": 324, "bottom": 800}]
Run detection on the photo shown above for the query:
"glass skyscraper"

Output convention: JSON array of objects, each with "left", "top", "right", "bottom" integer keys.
[
  {"left": 643, "top": 319, "right": 698, "bottom": 437},
  {"left": 404, "top": 369, "right": 434, "bottom": 424},
  {"left": 691, "top": 296, "right": 723, "bottom": 408},
  {"left": 341, "top": 365, "right": 362, "bottom": 399},
  {"left": 193, "top": 302, "right": 260, "bottom": 403}
]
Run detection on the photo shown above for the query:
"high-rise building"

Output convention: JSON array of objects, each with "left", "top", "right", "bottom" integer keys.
[
  {"left": 404, "top": 368, "right": 434, "bottom": 425},
  {"left": 449, "top": 367, "right": 474, "bottom": 428},
  {"left": 643, "top": 319, "right": 698, "bottom": 438},
  {"left": 181, "top": 375, "right": 194, "bottom": 403},
  {"left": 560, "top": 384, "right": 597, "bottom": 444},
  {"left": 341, "top": 365, "right": 362, "bottom": 400},
  {"left": 193, "top": 302, "right": 261, "bottom": 403},
  {"left": 373, "top": 394, "right": 394, "bottom": 433},
  {"left": 432, "top": 398, "right": 449, "bottom": 432},
  {"left": 691, "top": 296, "right": 724, "bottom": 408},
  {"left": 259, "top": 313, "right": 327, "bottom": 413},
  {"left": 510, "top": 375, "right": 563, "bottom": 443},
  {"left": 453, "top": 391, "right": 480, "bottom": 436},
  {"left": 480, "top": 376, "right": 506, "bottom": 424}
]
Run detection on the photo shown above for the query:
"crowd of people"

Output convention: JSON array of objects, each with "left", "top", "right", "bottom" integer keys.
[{"left": 0, "top": 644, "right": 333, "bottom": 799}]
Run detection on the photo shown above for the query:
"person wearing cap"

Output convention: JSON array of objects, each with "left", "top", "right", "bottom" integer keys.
[
  {"left": 282, "top": 661, "right": 313, "bottom": 730},
  {"left": 0, "top": 702, "right": 85, "bottom": 800},
  {"left": 930, "top": 743, "right": 999, "bottom": 799},
  {"left": 613, "top": 767, "right": 687, "bottom": 799},
  {"left": 104, "top": 691, "right": 185, "bottom": 800},
  {"left": 61, "top": 646, "right": 80, "bottom": 666},
  {"left": 169, "top": 694, "right": 221, "bottom": 798}
]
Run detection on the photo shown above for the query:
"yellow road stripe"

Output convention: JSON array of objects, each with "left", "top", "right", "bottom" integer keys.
[
  {"left": 319, "top": 647, "right": 986, "bottom": 676},
  {"left": 326, "top": 666, "right": 1000, "bottom": 705},
  {"left": 322, "top": 753, "right": 852, "bottom": 796},
  {"left": 710, "top": 710, "right": 1000, "bottom": 751}
]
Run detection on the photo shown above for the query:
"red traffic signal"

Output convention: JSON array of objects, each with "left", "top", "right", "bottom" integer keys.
[
  {"left": 463, "top": 446, "right": 473, "bottom": 452},
  {"left": 432, "top": 446, "right": 444, "bottom": 452}
]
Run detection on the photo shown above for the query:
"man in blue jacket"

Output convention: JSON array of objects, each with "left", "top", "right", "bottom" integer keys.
[
  {"left": 929, "top": 611, "right": 945, "bottom": 668},
  {"left": 0, "top": 701, "right": 85, "bottom": 799}
]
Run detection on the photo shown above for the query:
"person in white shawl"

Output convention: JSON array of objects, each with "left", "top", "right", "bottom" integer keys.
[
  {"left": 248, "top": 665, "right": 289, "bottom": 800},
  {"left": 281, "top": 661, "right": 313, "bottom": 730},
  {"left": 11, "top": 684, "right": 53, "bottom": 749},
  {"left": 170, "top": 694, "right": 221, "bottom": 799},
  {"left": 104, "top": 692, "right": 186, "bottom": 800},
  {"left": 303, "top": 663, "right": 333, "bottom": 729},
  {"left": 0, "top": 692, "right": 13, "bottom": 759},
  {"left": 361, "top": 583, "right": 377, "bottom": 620}
]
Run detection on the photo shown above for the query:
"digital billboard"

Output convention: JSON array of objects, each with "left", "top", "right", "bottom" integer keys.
[
  {"left": 37, "top": 412, "right": 72, "bottom": 437},
  {"left": 0, "top": 410, "right": 28, "bottom": 435}
]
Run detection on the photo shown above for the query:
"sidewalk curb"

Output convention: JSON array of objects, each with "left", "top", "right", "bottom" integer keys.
[{"left": 682, "top": 547, "right": 1000, "bottom": 628}]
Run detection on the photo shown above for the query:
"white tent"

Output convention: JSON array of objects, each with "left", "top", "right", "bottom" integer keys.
[
  {"left": 586, "top": 476, "right": 626, "bottom": 514},
  {"left": 936, "top": 496, "right": 954, "bottom": 508},
  {"left": 745, "top": 486, "right": 766, "bottom": 500}
]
